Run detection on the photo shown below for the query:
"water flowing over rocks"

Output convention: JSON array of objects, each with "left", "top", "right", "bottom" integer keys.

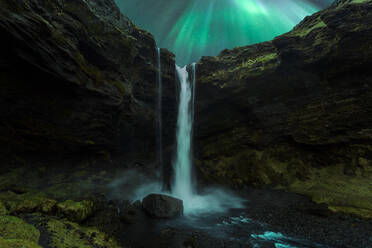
[{"left": 195, "top": 0, "right": 372, "bottom": 218}]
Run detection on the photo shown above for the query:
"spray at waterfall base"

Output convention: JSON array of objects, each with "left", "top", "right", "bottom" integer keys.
[{"left": 129, "top": 62, "right": 244, "bottom": 215}]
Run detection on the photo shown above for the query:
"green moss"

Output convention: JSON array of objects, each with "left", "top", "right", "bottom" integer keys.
[
  {"left": 337, "top": 0, "right": 370, "bottom": 7},
  {"left": 351, "top": 0, "right": 370, "bottom": 3},
  {"left": 75, "top": 53, "right": 105, "bottom": 83},
  {"left": 0, "top": 237, "right": 41, "bottom": 248},
  {"left": 200, "top": 147, "right": 293, "bottom": 187},
  {"left": 0, "top": 202, "right": 8, "bottom": 215},
  {"left": 199, "top": 130, "right": 310, "bottom": 187},
  {"left": 328, "top": 206, "right": 372, "bottom": 219},
  {"left": 290, "top": 17, "right": 327, "bottom": 38},
  {"left": 240, "top": 53, "right": 278, "bottom": 68},
  {"left": 197, "top": 119, "right": 372, "bottom": 220},
  {"left": 85, "top": 140, "right": 95, "bottom": 145},
  {"left": 0, "top": 191, "right": 56, "bottom": 214},
  {"left": 199, "top": 52, "right": 279, "bottom": 86},
  {"left": 288, "top": 165, "right": 372, "bottom": 219},
  {"left": 57, "top": 199, "right": 95, "bottom": 223},
  {"left": 75, "top": 53, "right": 131, "bottom": 95},
  {"left": 233, "top": 52, "right": 279, "bottom": 80},
  {"left": 200, "top": 136, "right": 372, "bottom": 219},
  {"left": 0, "top": 215, "right": 40, "bottom": 243},
  {"left": 46, "top": 218, "right": 120, "bottom": 248},
  {"left": 113, "top": 81, "right": 127, "bottom": 95}
]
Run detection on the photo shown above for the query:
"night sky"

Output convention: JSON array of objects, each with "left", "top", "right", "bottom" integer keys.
[{"left": 115, "top": 0, "right": 333, "bottom": 65}]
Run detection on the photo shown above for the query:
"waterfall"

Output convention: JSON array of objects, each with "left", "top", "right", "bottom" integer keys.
[
  {"left": 172, "top": 65, "right": 196, "bottom": 202},
  {"left": 171, "top": 64, "right": 244, "bottom": 215},
  {"left": 191, "top": 63, "right": 196, "bottom": 124},
  {"left": 156, "top": 48, "right": 163, "bottom": 172},
  {"left": 129, "top": 57, "right": 242, "bottom": 213},
  {"left": 132, "top": 61, "right": 243, "bottom": 214}
]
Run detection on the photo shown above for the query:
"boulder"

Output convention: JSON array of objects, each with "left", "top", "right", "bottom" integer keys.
[
  {"left": 118, "top": 200, "right": 147, "bottom": 224},
  {"left": 142, "top": 194, "right": 183, "bottom": 218}
]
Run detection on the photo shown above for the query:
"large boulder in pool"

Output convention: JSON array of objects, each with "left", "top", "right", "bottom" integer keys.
[{"left": 142, "top": 194, "right": 183, "bottom": 218}]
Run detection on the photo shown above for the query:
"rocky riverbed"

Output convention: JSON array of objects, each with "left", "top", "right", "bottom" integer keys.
[{"left": 0, "top": 162, "right": 371, "bottom": 248}]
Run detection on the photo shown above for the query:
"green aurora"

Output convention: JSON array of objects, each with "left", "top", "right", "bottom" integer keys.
[{"left": 115, "top": 0, "right": 332, "bottom": 65}]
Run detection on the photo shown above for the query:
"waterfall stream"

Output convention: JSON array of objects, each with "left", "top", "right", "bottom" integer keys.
[
  {"left": 172, "top": 64, "right": 243, "bottom": 214},
  {"left": 132, "top": 61, "right": 243, "bottom": 215},
  {"left": 156, "top": 48, "right": 163, "bottom": 173},
  {"left": 172, "top": 65, "right": 196, "bottom": 202}
]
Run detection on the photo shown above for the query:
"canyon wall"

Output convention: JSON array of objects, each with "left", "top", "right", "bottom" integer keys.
[
  {"left": 0, "top": 0, "right": 177, "bottom": 163},
  {"left": 195, "top": 0, "right": 372, "bottom": 217}
]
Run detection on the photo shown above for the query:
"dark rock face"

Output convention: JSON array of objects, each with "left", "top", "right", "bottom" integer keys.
[
  {"left": 0, "top": 0, "right": 177, "bottom": 161},
  {"left": 142, "top": 194, "right": 183, "bottom": 218},
  {"left": 195, "top": 0, "right": 372, "bottom": 217}
]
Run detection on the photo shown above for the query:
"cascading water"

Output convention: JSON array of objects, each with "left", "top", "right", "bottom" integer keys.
[
  {"left": 172, "top": 65, "right": 196, "bottom": 201},
  {"left": 131, "top": 61, "right": 243, "bottom": 215},
  {"left": 156, "top": 48, "right": 163, "bottom": 172},
  {"left": 172, "top": 64, "right": 243, "bottom": 215}
]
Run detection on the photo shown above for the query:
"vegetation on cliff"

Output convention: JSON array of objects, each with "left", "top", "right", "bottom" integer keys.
[{"left": 195, "top": 0, "right": 372, "bottom": 218}]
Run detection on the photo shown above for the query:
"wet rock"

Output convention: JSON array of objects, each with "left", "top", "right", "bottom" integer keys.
[
  {"left": 119, "top": 209, "right": 147, "bottom": 225},
  {"left": 117, "top": 200, "right": 147, "bottom": 224},
  {"left": 142, "top": 194, "right": 183, "bottom": 218}
]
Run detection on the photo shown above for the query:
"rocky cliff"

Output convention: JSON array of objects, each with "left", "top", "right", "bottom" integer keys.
[
  {"left": 195, "top": 0, "right": 372, "bottom": 217},
  {"left": 0, "top": 0, "right": 177, "bottom": 162},
  {"left": 0, "top": 1, "right": 179, "bottom": 246}
]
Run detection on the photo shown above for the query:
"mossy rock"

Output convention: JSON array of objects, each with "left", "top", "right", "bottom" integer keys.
[
  {"left": 0, "top": 201, "right": 9, "bottom": 215},
  {"left": 0, "top": 237, "right": 41, "bottom": 248},
  {"left": 46, "top": 218, "right": 120, "bottom": 248},
  {"left": 0, "top": 215, "right": 40, "bottom": 243},
  {"left": 328, "top": 206, "right": 372, "bottom": 219},
  {"left": 287, "top": 165, "right": 372, "bottom": 219},
  {"left": 0, "top": 191, "right": 56, "bottom": 214},
  {"left": 199, "top": 143, "right": 310, "bottom": 188},
  {"left": 57, "top": 199, "right": 95, "bottom": 223}
]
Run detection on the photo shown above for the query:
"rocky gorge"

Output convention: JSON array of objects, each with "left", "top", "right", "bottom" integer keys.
[
  {"left": 0, "top": 0, "right": 371, "bottom": 247},
  {"left": 195, "top": 0, "right": 372, "bottom": 219}
]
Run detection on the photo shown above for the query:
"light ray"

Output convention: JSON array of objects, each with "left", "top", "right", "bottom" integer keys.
[{"left": 115, "top": 0, "right": 332, "bottom": 65}]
